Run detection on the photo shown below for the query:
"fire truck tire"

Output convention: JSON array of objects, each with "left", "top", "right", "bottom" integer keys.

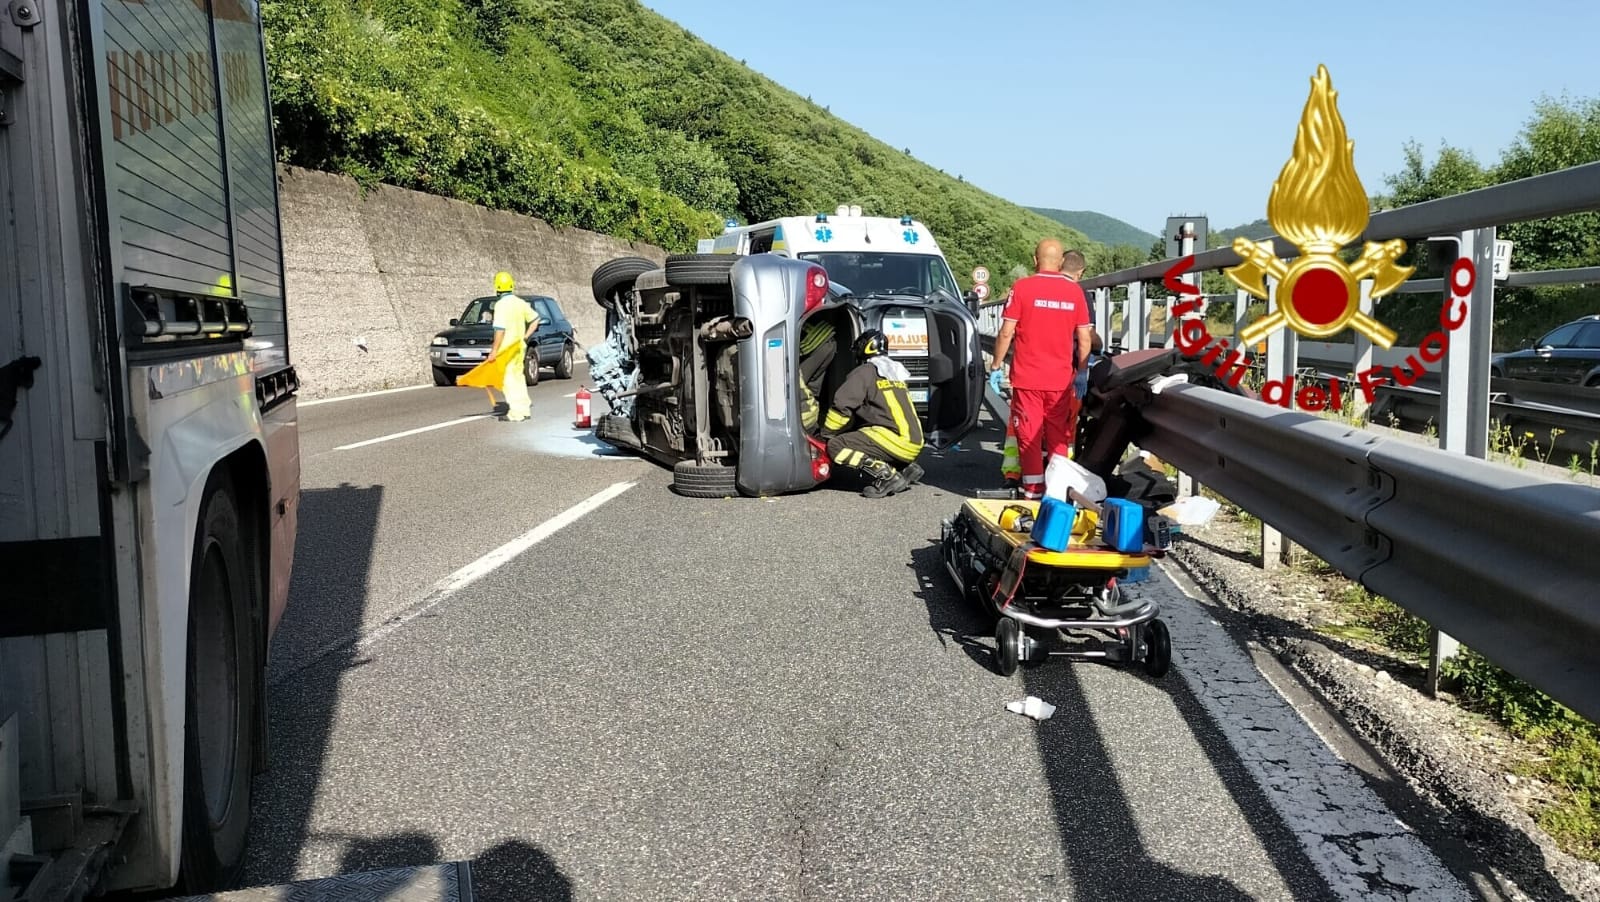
[{"left": 176, "top": 472, "right": 258, "bottom": 893}]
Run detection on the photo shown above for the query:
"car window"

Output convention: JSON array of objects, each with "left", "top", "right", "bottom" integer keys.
[
  {"left": 533, "top": 298, "right": 554, "bottom": 323},
  {"left": 1574, "top": 323, "right": 1600, "bottom": 349},
  {"left": 1539, "top": 323, "right": 1584, "bottom": 348},
  {"left": 460, "top": 297, "right": 495, "bottom": 324}
]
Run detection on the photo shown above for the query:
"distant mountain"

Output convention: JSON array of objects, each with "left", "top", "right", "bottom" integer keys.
[
  {"left": 1211, "top": 218, "right": 1274, "bottom": 246},
  {"left": 1029, "top": 208, "right": 1158, "bottom": 250}
]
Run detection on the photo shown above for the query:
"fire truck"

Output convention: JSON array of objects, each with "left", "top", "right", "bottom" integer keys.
[
  {"left": 0, "top": 0, "right": 305, "bottom": 895},
  {"left": 3, "top": 4, "right": 481, "bottom": 897}
]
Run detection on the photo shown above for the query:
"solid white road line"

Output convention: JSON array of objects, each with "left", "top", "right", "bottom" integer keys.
[
  {"left": 1146, "top": 562, "right": 1470, "bottom": 901},
  {"left": 272, "top": 481, "right": 637, "bottom": 687},
  {"left": 299, "top": 384, "right": 430, "bottom": 407},
  {"left": 334, "top": 414, "right": 491, "bottom": 451}
]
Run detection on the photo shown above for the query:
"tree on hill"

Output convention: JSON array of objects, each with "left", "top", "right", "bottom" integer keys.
[
  {"left": 1373, "top": 94, "right": 1600, "bottom": 348},
  {"left": 259, "top": 0, "right": 1102, "bottom": 294}
]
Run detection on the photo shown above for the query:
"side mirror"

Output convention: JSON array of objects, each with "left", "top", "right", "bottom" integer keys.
[{"left": 448, "top": 318, "right": 460, "bottom": 327}]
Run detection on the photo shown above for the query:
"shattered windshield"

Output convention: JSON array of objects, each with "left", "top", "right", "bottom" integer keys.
[{"left": 799, "top": 252, "right": 960, "bottom": 300}]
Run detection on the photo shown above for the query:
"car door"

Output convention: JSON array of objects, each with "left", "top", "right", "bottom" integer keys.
[
  {"left": 1570, "top": 323, "right": 1600, "bottom": 386},
  {"left": 1524, "top": 323, "right": 1583, "bottom": 382},
  {"left": 923, "top": 300, "right": 984, "bottom": 449},
  {"left": 530, "top": 297, "right": 561, "bottom": 364}
]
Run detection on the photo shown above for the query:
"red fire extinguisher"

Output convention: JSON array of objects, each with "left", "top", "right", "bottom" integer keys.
[{"left": 574, "top": 386, "right": 592, "bottom": 429}]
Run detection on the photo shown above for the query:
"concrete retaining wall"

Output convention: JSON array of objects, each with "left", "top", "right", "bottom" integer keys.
[{"left": 278, "top": 165, "right": 666, "bottom": 399}]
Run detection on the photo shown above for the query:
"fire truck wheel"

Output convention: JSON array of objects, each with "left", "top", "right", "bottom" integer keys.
[{"left": 177, "top": 471, "right": 258, "bottom": 892}]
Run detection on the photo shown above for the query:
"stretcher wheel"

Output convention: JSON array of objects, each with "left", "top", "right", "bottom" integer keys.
[
  {"left": 995, "top": 618, "right": 1021, "bottom": 677},
  {"left": 1142, "top": 619, "right": 1171, "bottom": 678}
]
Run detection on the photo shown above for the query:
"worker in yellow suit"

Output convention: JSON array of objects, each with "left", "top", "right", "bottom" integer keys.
[{"left": 459, "top": 272, "right": 540, "bottom": 421}]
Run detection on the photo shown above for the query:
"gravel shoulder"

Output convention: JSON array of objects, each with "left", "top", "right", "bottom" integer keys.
[{"left": 1161, "top": 502, "right": 1600, "bottom": 902}]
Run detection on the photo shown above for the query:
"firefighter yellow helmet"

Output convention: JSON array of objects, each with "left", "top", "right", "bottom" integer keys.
[{"left": 493, "top": 271, "right": 515, "bottom": 294}]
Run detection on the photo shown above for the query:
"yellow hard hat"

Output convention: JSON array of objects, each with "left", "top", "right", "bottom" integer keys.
[{"left": 493, "top": 271, "right": 515, "bottom": 293}]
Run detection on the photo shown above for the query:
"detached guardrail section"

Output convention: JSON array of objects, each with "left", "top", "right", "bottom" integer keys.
[{"left": 1138, "top": 383, "right": 1600, "bottom": 725}]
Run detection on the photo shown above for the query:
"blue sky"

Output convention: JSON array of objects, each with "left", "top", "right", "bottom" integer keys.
[{"left": 639, "top": 0, "right": 1598, "bottom": 239}]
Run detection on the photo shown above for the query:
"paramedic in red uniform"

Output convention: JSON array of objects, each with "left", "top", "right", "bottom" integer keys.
[{"left": 987, "top": 240, "right": 1093, "bottom": 499}]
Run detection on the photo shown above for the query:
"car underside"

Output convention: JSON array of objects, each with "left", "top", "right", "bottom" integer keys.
[{"left": 586, "top": 253, "right": 982, "bottom": 497}]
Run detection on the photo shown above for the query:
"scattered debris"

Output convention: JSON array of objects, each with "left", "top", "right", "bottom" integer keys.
[{"left": 1006, "top": 696, "right": 1056, "bottom": 721}]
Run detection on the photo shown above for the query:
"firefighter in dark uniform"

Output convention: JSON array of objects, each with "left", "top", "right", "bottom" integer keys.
[
  {"left": 819, "top": 329, "right": 925, "bottom": 498},
  {"left": 798, "top": 318, "right": 836, "bottom": 435}
]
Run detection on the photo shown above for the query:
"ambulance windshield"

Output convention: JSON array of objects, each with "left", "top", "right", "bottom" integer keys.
[{"left": 798, "top": 252, "right": 960, "bottom": 300}]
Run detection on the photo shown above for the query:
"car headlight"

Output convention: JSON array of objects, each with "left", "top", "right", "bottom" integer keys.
[{"left": 431, "top": 336, "right": 449, "bottom": 346}]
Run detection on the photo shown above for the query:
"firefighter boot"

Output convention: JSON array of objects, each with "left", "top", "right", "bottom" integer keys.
[
  {"left": 860, "top": 456, "right": 912, "bottom": 499},
  {"left": 901, "top": 462, "right": 925, "bottom": 485}
]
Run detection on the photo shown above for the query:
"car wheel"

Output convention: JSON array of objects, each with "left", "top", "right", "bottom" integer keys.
[
  {"left": 175, "top": 472, "right": 257, "bottom": 893},
  {"left": 671, "top": 460, "right": 738, "bottom": 498},
  {"left": 524, "top": 352, "right": 540, "bottom": 387},
  {"left": 592, "top": 256, "right": 658, "bottom": 305},
  {"left": 555, "top": 343, "right": 576, "bottom": 379},
  {"left": 664, "top": 253, "right": 738, "bottom": 288},
  {"left": 433, "top": 366, "right": 455, "bottom": 387}
]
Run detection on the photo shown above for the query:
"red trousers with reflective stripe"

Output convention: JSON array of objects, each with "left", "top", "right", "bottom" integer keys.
[{"left": 1010, "top": 387, "right": 1074, "bottom": 496}]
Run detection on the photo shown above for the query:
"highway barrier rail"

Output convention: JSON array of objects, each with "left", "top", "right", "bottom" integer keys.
[
  {"left": 971, "top": 158, "right": 1600, "bottom": 719},
  {"left": 1134, "top": 382, "right": 1600, "bottom": 726}
]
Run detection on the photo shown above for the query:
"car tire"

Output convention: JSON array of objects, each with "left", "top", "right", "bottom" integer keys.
[
  {"left": 432, "top": 366, "right": 455, "bottom": 386},
  {"left": 175, "top": 472, "right": 257, "bottom": 894},
  {"left": 555, "top": 343, "right": 576, "bottom": 380},
  {"left": 524, "top": 352, "right": 541, "bottom": 387},
  {"left": 671, "top": 460, "right": 738, "bottom": 498},
  {"left": 664, "top": 253, "right": 738, "bottom": 288},
  {"left": 592, "top": 256, "right": 658, "bottom": 305}
]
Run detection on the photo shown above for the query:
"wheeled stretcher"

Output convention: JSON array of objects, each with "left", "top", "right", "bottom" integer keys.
[{"left": 939, "top": 498, "right": 1173, "bottom": 678}]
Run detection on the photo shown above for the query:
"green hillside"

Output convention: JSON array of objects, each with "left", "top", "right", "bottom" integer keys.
[
  {"left": 1029, "top": 208, "right": 1157, "bottom": 250},
  {"left": 261, "top": 0, "right": 1101, "bottom": 292}
]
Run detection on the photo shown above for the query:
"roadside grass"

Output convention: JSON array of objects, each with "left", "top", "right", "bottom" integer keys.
[{"left": 1194, "top": 494, "right": 1600, "bottom": 863}]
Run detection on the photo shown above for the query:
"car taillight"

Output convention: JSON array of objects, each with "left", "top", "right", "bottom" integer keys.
[
  {"left": 806, "top": 435, "right": 830, "bottom": 482},
  {"left": 803, "top": 267, "right": 829, "bottom": 315}
]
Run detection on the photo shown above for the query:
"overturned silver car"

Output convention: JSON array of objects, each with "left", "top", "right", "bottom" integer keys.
[{"left": 586, "top": 252, "right": 985, "bottom": 497}]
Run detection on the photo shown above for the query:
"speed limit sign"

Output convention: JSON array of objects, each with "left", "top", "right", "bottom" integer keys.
[
  {"left": 974, "top": 283, "right": 991, "bottom": 301},
  {"left": 971, "top": 266, "right": 990, "bottom": 284}
]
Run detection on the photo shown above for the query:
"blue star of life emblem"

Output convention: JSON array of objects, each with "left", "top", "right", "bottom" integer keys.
[
  {"left": 815, "top": 226, "right": 833, "bottom": 242},
  {"left": 902, "top": 229, "right": 919, "bottom": 244}
]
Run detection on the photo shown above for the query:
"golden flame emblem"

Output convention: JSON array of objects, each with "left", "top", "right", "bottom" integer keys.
[{"left": 1228, "top": 66, "right": 1413, "bottom": 349}]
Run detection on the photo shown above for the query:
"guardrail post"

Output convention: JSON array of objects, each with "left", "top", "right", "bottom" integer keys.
[
  {"left": 1127, "top": 281, "right": 1146, "bottom": 353},
  {"left": 1439, "top": 227, "right": 1496, "bottom": 459},
  {"left": 1352, "top": 278, "right": 1375, "bottom": 421},
  {"left": 1094, "top": 287, "right": 1110, "bottom": 346},
  {"left": 1260, "top": 275, "right": 1297, "bottom": 569},
  {"left": 1425, "top": 227, "right": 1497, "bottom": 695}
]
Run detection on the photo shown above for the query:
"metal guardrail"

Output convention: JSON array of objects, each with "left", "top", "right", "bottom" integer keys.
[
  {"left": 972, "top": 159, "right": 1600, "bottom": 712},
  {"left": 1135, "top": 383, "right": 1600, "bottom": 726}
]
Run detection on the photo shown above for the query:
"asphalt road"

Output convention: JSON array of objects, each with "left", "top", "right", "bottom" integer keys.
[{"left": 240, "top": 374, "right": 1473, "bottom": 901}]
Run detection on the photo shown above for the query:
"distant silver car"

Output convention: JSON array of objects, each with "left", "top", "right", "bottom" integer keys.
[{"left": 586, "top": 252, "right": 984, "bottom": 497}]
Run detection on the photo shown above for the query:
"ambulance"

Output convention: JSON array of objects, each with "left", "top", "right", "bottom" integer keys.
[{"left": 707, "top": 206, "right": 970, "bottom": 409}]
